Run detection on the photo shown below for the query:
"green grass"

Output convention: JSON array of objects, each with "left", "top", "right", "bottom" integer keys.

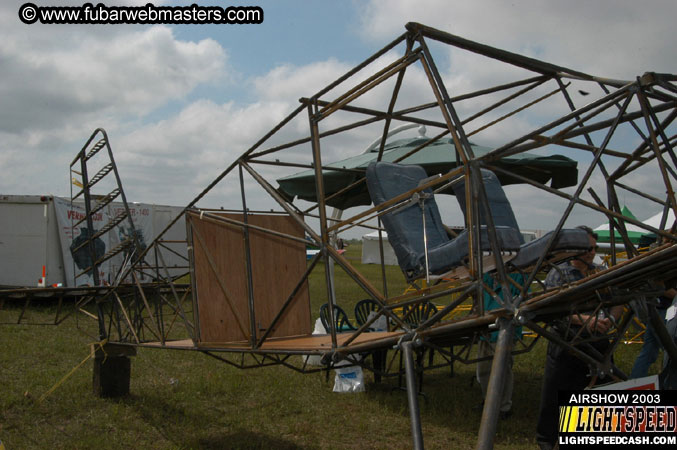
[{"left": 0, "top": 244, "right": 658, "bottom": 449}]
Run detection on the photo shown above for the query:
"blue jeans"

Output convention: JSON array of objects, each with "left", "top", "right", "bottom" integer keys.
[
  {"left": 536, "top": 337, "right": 612, "bottom": 448},
  {"left": 630, "top": 308, "right": 667, "bottom": 378}
]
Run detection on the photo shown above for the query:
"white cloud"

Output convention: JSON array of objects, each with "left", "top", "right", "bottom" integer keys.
[
  {"left": 2, "top": 0, "right": 675, "bottom": 241},
  {"left": 249, "top": 52, "right": 437, "bottom": 162},
  {"left": 359, "top": 0, "right": 677, "bottom": 79},
  {"left": 107, "top": 99, "right": 295, "bottom": 206},
  {"left": 253, "top": 58, "right": 353, "bottom": 102},
  {"left": 0, "top": 0, "right": 229, "bottom": 198},
  {"left": 0, "top": 25, "right": 225, "bottom": 136}
]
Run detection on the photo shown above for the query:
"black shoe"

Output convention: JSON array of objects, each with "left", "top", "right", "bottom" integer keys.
[{"left": 537, "top": 441, "right": 553, "bottom": 450}]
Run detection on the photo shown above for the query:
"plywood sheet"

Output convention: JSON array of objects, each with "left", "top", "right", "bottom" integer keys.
[
  {"left": 141, "top": 330, "right": 402, "bottom": 352},
  {"left": 189, "top": 212, "right": 310, "bottom": 343}
]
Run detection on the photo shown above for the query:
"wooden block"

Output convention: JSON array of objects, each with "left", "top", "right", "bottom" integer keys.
[{"left": 93, "top": 355, "right": 132, "bottom": 398}]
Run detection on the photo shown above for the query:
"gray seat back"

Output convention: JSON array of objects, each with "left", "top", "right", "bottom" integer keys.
[
  {"left": 451, "top": 168, "right": 524, "bottom": 244},
  {"left": 366, "top": 162, "right": 449, "bottom": 275}
]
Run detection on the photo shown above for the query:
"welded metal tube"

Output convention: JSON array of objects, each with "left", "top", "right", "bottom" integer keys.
[
  {"left": 477, "top": 317, "right": 514, "bottom": 450},
  {"left": 402, "top": 340, "right": 424, "bottom": 450}
]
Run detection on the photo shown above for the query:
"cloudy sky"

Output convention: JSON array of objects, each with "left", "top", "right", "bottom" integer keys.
[{"left": 2, "top": 0, "right": 676, "bottom": 236}]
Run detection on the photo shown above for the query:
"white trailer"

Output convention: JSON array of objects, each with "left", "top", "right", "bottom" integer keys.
[
  {"left": 0, "top": 195, "right": 188, "bottom": 288},
  {"left": 0, "top": 195, "right": 64, "bottom": 287}
]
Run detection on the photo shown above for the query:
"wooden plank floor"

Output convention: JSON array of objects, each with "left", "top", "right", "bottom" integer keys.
[{"left": 141, "top": 330, "right": 403, "bottom": 353}]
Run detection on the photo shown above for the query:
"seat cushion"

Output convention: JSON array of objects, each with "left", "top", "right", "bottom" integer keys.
[{"left": 510, "top": 228, "right": 592, "bottom": 269}]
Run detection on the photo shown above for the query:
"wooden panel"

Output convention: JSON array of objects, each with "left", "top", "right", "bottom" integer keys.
[
  {"left": 197, "top": 330, "right": 401, "bottom": 351},
  {"left": 142, "top": 330, "right": 403, "bottom": 352},
  {"left": 189, "top": 212, "right": 310, "bottom": 343}
]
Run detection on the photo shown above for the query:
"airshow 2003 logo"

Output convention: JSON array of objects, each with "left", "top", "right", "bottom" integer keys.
[{"left": 558, "top": 390, "right": 677, "bottom": 448}]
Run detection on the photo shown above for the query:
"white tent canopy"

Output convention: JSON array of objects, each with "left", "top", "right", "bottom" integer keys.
[
  {"left": 642, "top": 209, "right": 676, "bottom": 230},
  {"left": 594, "top": 209, "right": 676, "bottom": 235},
  {"left": 594, "top": 219, "right": 647, "bottom": 235},
  {"left": 361, "top": 231, "right": 398, "bottom": 265},
  {"left": 595, "top": 209, "right": 675, "bottom": 254}
]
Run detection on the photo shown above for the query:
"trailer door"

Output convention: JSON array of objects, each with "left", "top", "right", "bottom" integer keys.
[{"left": 0, "top": 202, "right": 48, "bottom": 287}]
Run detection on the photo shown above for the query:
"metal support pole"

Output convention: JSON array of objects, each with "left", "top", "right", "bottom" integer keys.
[
  {"left": 477, "top": 317, "right": 514, "bottom": 450},
  {"left": 402, "top": 340, "right": 424, "bottom": 450},
  {"left": 239, "top": 163, "right": 258, "bottom": 347},
  {"left": 419, "top": 196, "right": 430, "bottom": 284},
  {"left": 377, "top": 218, "right": 389, "bottom": 299}
]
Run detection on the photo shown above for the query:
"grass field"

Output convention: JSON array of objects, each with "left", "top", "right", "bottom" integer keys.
[{"left": 0, "top": 244, "right": 658, "bottom": 449}]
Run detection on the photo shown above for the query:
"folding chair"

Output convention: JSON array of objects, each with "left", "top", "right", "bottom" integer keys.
[
  {"left": 319, "top": 303, "right": 356, "bottom": 333},
  {"left": 354, "top": 298, "right": 387, "bottom": 382},
  {"left": 354, "top": 298, "right": 382, "bottom": 329},
  {"left": 397, "top": 301, "right": 438, "bottom": 393}
]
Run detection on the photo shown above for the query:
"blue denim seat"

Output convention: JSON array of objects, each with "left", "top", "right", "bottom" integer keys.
[
  {"left": 366, "top": 162, "right": 593, "bottom": 281},
  {"left": 365, "top": 162, "right": 521, "bottom": 282},
  {"left": 449, "top": 169, "right": 592, "bottom": 270}
]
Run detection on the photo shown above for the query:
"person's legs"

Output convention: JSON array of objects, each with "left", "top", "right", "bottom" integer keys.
[
  {"left": 536, "top": 341, "right": 561, "bottom": 449},
  {"left": 500, "top": 353, "right": 514, "bottom": 413},
  {"left": 536, "top": 342, "right": 591, "bottom": 449},
  {"left": 631, "top": 324, "right": 660, "bottom": 378},
  {"left": 476, "top": 340, "right": 491, "bottom": 402},
  {"left": 631, "top": 308, "right": 666, "bottom": 378},
  {"left": 476, "top": 340, "right": 514, "bottom": 412}
]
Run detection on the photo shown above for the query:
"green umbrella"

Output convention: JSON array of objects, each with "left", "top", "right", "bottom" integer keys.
[{"left": 277, "top": 137, "right": 578, "bottom": 210}]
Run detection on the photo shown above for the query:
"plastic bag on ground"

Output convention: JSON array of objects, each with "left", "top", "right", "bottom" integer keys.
[{"left": 333, "top": 363, "right": 365, "bottom": 393}]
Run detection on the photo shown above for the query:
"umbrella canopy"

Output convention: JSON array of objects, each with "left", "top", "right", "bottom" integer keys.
[
  {"left": 276, "top": 137, "right": 578, "bottom": 209},
  {"left": 593, "top": 206, "right": 646, "bottom": 244}
]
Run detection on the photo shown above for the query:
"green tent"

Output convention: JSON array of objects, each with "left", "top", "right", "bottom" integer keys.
[
  {"left": 593, "top": 206, "right": 645, "bottom": 244},
  {"left": 277, "top": 137, "right": 578, "bottom": 209}
]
